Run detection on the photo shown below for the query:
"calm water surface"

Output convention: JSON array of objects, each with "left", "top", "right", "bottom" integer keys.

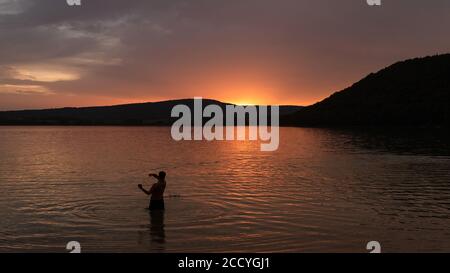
[{"left": 0, "top": 126, "right": 450, "bottom": 252}]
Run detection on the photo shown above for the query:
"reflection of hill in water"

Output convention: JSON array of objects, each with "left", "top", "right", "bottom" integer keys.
[{"left": 322, "top": 128, "right": 450, "bottom": 156}]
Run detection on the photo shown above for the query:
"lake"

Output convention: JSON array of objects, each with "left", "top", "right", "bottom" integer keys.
[{"left": 0, "top": 126, "right": 450, "bottom": 253}]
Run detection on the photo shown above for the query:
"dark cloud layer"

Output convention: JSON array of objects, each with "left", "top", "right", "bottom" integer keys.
[{"left": 1, "top": 0, "right": 450, "bottom": 109}]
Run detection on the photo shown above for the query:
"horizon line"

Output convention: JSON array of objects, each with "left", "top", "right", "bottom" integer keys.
[{"left": 0, "top": 97, "right": 308, "bottom": 112}]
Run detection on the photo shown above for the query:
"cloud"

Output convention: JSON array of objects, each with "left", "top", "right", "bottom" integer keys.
[
  {"left": 0, "top": 84, "right": 51, "bottom": 95},
  {"left": 1, "top": 0, "right": 450, "bottom": 109},
  {"left": 0, "top": 0, "right": 29, "bottom": 15},
  {"left": 12, "top": 65, "right": 80, "bottom": 82}
]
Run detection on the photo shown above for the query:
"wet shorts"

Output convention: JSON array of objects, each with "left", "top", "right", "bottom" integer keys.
[{"left": 149, "top": 199, "right": 165, "bottom": 210}]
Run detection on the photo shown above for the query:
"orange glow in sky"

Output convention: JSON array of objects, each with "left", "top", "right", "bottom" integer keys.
[{"left": 2, "top": 1, "right": 447, "bottom": 111}]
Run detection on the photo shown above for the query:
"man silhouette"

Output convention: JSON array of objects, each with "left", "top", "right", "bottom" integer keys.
[{"left": 138, "top": 171, "right": 167, "bottom": 210}]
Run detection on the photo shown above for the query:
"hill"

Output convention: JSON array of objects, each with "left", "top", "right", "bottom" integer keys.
[
  {"left": 0, "top": 99, "right": 302, "bottom": 125},
  {"left": 283, "top": 54, "right": 450, "bottom": 127}
]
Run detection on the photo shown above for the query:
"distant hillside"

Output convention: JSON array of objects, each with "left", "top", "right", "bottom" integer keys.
[
  {"left": 283, "top": 54, "right": 450, "bottom": 127},
  {"left": 0, "top": 99, "right": 302, "bottom": 125},
  {"left": 3, "top": 55, "right": 447, "bottom": 127}
]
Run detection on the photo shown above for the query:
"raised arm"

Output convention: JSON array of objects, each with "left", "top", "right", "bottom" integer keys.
[{"left": 149, "top": 173, "right": 159, "bottom": 179}]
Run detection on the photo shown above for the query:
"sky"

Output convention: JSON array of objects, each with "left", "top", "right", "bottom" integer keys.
[{"left": 0, "top": 0, "right": 450, "bottom": 110}]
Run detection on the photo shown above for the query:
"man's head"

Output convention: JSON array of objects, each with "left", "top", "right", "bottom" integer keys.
[{"left": 159, "top": 171, "right": 166, "bottom": 180}]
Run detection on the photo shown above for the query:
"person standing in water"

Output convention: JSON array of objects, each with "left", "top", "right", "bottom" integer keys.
[{"left": 138, "top": 171, "right": 167, "bottom": 210}]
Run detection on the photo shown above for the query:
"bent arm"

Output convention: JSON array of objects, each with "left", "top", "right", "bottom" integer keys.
[
  {"left": 138, "top": 184, "right": 153, "bottom": 195},
  {"left": 140, "top": 187, "right": 151, "bottom": 195}
]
